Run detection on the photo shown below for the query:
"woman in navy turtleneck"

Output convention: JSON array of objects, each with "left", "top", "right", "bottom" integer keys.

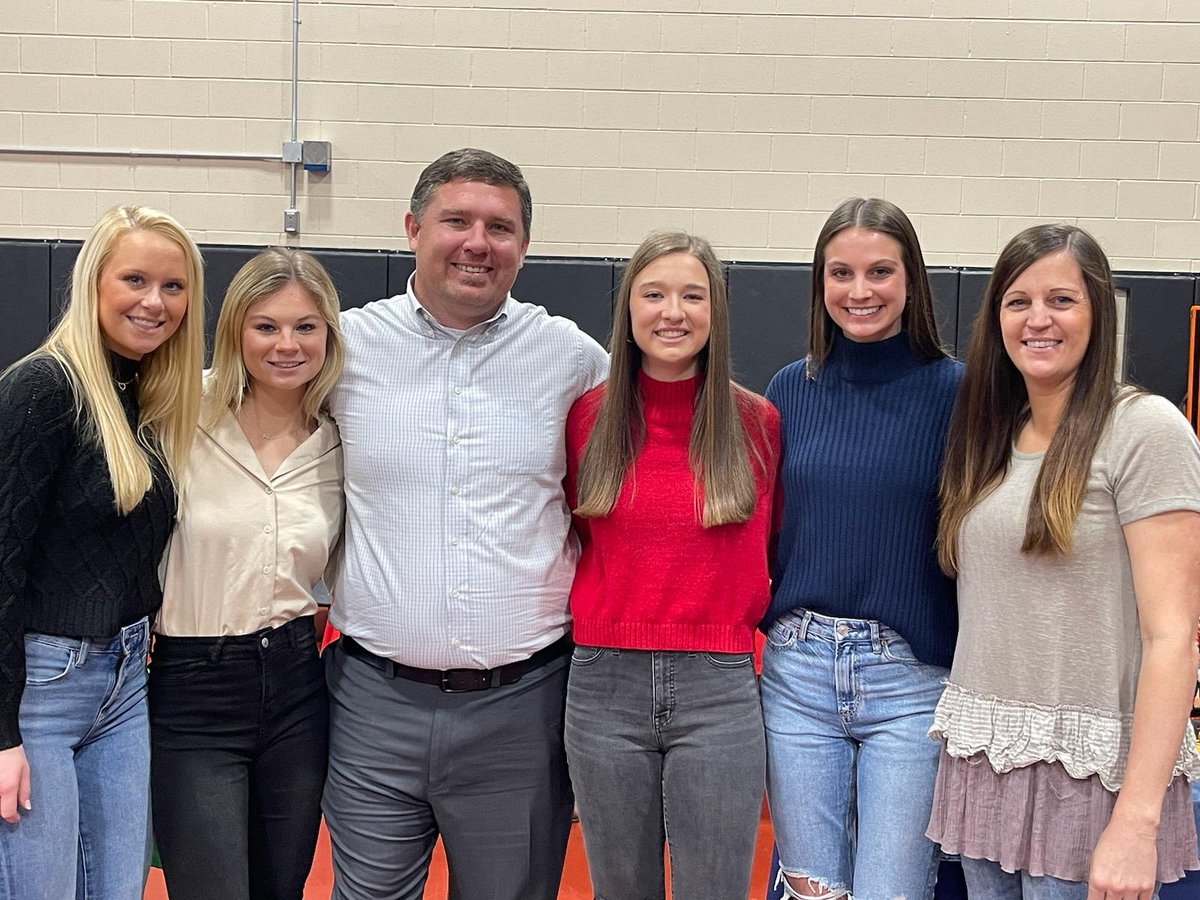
[{"left": 761, "top": 198, "right": 962, "bottom": 900}]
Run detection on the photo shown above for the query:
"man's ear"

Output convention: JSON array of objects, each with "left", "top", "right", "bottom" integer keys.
[{"left": 404, "top": 211, "right": 420, "bottom": 251}]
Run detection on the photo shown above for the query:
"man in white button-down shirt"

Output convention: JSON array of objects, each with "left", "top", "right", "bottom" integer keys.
[{"left": 323, "top": 149, "right": 608, "bottom": 900}]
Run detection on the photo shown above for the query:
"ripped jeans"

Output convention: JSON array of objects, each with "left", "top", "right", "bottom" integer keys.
[{"left": 761, "top": 610, "right": 946, "bottom": 900}]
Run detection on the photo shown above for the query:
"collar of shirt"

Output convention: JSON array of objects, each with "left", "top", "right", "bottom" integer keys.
[
  {"left": 200, "top": 390, "right": 341, "bottom": 486},
  {"left": 404, "top": 275, "right": 511, "bottom": 346}
]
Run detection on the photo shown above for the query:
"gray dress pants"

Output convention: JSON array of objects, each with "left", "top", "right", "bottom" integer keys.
[{"left": 322, "top": 641, "right": 574, "bottom": 900}]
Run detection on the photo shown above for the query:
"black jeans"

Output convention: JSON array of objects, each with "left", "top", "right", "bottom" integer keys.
[{"left": 149, "top": 615, "right": 328, "bottom": 900}]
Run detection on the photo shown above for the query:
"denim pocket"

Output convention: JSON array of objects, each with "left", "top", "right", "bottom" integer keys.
[
  {"left": 148, "top": 656, "right": 213, "bottom": 681},
  {"left": 764, "top": 620, "right": 797, "bottom": 651},
  {"left": 880, "top": 633, "right": 923, "bottom": 665},
  {"left": 24, "top": 638, "right": 76, "bottom": 685},
  {"left": 570, "top": 645, "right": 605, "bottom": 667},
  {"left": 701, "top": 652, "right": 753, "bottom": 669}
]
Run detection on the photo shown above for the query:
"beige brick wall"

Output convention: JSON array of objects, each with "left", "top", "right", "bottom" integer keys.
[{"left": 2, "top": 1, "right": 1199, "bottom": 273}]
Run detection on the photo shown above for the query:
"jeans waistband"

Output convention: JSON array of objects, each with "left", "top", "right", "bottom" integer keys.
[
  {"left": 777, "top": 609, "right": 887, "bottom": 648},
  {"left": 26, "top": 616, "right": 149, "bottom": 666},
  {"left": 152, "top": 615, "right": 316, "bottom": 662}
]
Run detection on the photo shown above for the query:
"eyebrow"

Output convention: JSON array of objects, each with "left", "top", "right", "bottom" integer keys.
[
  {"left": 440, "top": 207, "right": 517, "bottom": 227},
  {"left": 825, "top": 257, "right": 899, "bottom": 267},
  {"left": 637, "top": 279, "right": 709, "bottom": 291},
  {"left": 246, "top": 312, "right": 322, "bottom": 321}
]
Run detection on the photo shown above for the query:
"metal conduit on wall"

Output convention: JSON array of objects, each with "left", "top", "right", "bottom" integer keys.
[{"left": 0, "top": 0, "right": 326, "bottom": 235}]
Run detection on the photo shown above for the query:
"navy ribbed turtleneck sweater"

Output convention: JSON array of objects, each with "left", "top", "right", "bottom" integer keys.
[{"left": 763, "top": 331, "right": 963, "bottom": 667}]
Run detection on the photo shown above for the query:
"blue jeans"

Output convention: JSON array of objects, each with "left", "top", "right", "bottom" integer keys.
[
  {"left": 565, "top": 647, "right": 766, "bottom": 900},
  {"left": 0, "top": 618, "right": 150, "bottom": 900},
  {"left": 761, "top": 610, "right": 947, "bottom": 900}
]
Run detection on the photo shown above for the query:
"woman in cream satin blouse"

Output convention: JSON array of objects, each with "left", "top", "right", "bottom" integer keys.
[{"left": 149, "top": 248, "right": 345, "bottom": 900}]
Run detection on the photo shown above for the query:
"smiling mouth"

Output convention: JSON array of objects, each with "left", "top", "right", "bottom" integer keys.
[
  {"left": 127, "top": 315, "right": 164, "bottom": 332},
  {"left": 453, "top": 263, "right": 491, "bottom": 275},
  {"left": 846, "top": 306, "right": 883, "bottom": 317},
  {"left": 267, "top": 360, "right": 306, "bottom": 369},
  {"left": 655, "top": 329, "right": 689, "bottom": 338},
  {"left": 1023, "top": 339, "right": 1062, "bottom": 349}
]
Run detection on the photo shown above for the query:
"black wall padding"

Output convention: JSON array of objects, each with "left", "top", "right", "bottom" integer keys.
[
  {"left": 955, "top": 270, "right": 991, "bottom": 357},
  {"left": 1118, "top": 274, "right": 1194, "bottom": 404},
  {"left": 2, "top": 239, "right": 1198, "bottom": 404},
  {"left": 513, "top": 257, "right": 615, "bottom": 348},
  {"left": 0, "top": 243, "right": 52, "bottom": 366},
  {"left": 726, "top": 263, "right": 810, "bottom": 395},
  {"left": 928, "top": 268, "right": 960, "bottom": 355},
  {"left": 48, "top": 242, "right": 81, "bottom": 327}
]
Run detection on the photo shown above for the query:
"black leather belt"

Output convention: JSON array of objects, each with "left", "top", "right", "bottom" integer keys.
[{"left": 338, "top": 634, "right": 572, "bottom": 692}]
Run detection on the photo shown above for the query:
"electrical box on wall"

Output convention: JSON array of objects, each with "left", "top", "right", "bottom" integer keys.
[{"left": 303, "top": 141, "right": 331, "bottom": 173}]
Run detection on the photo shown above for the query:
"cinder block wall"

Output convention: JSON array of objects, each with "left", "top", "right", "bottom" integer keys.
[{"left": 2, "top": 1, "right": 1198, "bottom": 272}]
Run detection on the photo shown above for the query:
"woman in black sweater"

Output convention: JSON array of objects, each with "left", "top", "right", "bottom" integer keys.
[{"left": 0, "top": 206, "right": 204, "bottom": 900}]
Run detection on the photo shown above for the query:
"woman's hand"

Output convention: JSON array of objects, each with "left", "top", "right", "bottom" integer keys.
[
  {"left": 1087, "top": 814, "right": 1157, "bottom": 899},
  {"left": 0, "top": 745, "right": 30, "bottom": 824}
]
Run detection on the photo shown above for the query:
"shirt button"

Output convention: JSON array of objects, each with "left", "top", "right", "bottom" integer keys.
[
  {"left": 259, "top": 607, "right": 268, "bottom": 615},
  {"left": 264, "top": 487, "right": 273, "bottom": 495},
  {"left": 450, "top": 486, "right": 460, "bottom": 495},
  {"left": 452, "top": 638, "right": 461, "bottom": 647},
  {"left": 451, "top": 590, "right": 460, "bottom": 598},
  {"left": 262, "top": 565, "right": 272, "bottom": 575},
  {"left": 263, "top": 525, "right": 272, "bottom": 534},
  {"left": 450, "top": 538, "right": 459, "bottom": 546},
  {"left": 260, "top": 637, "right": 269, "bottom": 648},
  {"left": 451, "top": 435, "right": 460, "bottom": 444},
  {"left": 453, "top": 387, "right": 462, "bottom": 395}
]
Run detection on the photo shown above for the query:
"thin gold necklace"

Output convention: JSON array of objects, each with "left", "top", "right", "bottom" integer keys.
[{"left": 243, "top": 400, "right": 304, "bottom": 441}]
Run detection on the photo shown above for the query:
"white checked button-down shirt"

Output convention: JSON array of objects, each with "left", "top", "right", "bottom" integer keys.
[{"left": 329, "top": 281, "right": 608, "bottom": 669}]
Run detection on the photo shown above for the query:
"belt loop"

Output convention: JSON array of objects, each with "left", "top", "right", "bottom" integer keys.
[
  {"left": 797, "top": 610, "right": 813, "bottom": 642},
  {"left": 870, "top": 621, "right": 882, "bottom": 653},
  {"left": 209, "top": 637, "right": 227, "bottom": 664},
  {"left": 489, "top": 667, "right": 502, "bottom": 689},
  {"left": 77, "top": 637, "right": 90, "bottom": 667}
]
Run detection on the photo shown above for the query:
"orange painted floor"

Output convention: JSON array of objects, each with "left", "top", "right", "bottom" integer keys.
[{"left": 144, "top": 816, "right": 777, "bottom": 899}]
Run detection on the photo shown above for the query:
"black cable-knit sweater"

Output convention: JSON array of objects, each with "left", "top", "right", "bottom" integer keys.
[{"left": 0, "top": 353, "right": 176, "bottom": 748}]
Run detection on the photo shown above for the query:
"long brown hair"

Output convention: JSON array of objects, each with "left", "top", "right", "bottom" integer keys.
[
  {"left": 808, "top": 197, "right": 947, "bottom": 378},
  {"left": 575, "top": 231, "right": 769, "bottom": 527},
  {"left": 938, "top": 223, "right": 1128, "bottom": 574}
]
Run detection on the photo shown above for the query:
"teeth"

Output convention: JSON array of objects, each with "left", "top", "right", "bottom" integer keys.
[
  {"left": 128, "top": 317, "right": 161, "bottom": 329},
  {"left": 846, "top": 306, "right": 882, "bottom": 317},
  {"left": 656, "top": 330, "right": 687, "bottom": 337},
  {"left": 1024, "top": 340, "right": 1060, "bottom": 348},
  {"left": 269, "top": 361, "right": 304, "bottom": 368},
  {"left": 456, "top": 264, "right": 488, "bottom": 274}
]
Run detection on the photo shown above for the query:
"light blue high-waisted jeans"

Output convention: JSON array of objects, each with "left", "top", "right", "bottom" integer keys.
[
  {"left": 0, "top": 618, "right": 150, "bottom": 900},
  {"left": 761, "top": 610, "right": 947, "bottom": 900}
]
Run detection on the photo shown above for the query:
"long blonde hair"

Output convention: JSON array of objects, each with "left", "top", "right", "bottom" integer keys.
[
  {"left": 937, "top": 224, "right": 1128, "bottom": 574},
  {"left": 207, "top": 248, "right": 345, "bottom": 426},
  {"left": 575, "top": 231, "right": 770, "bottom": 527},
  {"left": 38, "top": 206, "right": 204, "bottom": 513}
]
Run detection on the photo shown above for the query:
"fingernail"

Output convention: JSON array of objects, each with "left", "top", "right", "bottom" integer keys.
[{"left": 22, "top": 801, "right": 31, "bottom": 811}]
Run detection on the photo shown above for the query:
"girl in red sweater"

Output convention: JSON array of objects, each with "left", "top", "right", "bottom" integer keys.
[{"left": 565, "top": 231, "right": 780, "bottom": 900}]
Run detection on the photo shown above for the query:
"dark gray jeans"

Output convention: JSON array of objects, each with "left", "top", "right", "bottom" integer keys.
[{"left": 564, "top": 646, "right": 766, "bottom": 900}]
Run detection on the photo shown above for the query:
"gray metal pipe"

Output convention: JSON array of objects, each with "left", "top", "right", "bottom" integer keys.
[
  {"left": 0, "top": 147, "right": 283, "bottom": 162},
  {"left": 288, "top": 0, "right": 300, "bottom": 211}
]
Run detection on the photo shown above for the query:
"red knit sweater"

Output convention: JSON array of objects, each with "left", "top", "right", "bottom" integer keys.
[{"left": 565, "top": 371, "right": 781, "bottom": 653}]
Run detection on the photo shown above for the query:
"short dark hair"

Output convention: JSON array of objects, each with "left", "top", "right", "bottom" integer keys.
[{"left": 409, "top": 148, "right": 532, "bottom": 239}]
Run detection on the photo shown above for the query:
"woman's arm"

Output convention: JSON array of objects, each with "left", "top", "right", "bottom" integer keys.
[
  {"left": 1088, "top": 508, "right": 1200, "bottom": 899},
  {"left": 0, "top": 361, "right": 75, "bottom": 822}
]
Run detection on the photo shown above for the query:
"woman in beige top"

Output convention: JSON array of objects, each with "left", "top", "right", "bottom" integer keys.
[{"left": 149, "top": 249, "right": 345, "bottom": 900}]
